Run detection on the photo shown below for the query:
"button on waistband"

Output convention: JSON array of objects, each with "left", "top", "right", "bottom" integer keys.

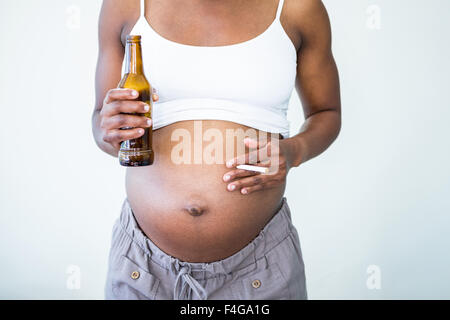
[{"left": 252, "top": 279, "right": 261, "bottom": 289}]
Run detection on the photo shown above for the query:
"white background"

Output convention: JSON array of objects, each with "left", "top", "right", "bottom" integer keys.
[{"left": 0, "top": 0, "right": 449, "bottom": 299}]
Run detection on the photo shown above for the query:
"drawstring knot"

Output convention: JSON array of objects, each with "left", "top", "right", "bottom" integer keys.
[{"left": 173, "top": 265, "right": 208, "bottom": 300}]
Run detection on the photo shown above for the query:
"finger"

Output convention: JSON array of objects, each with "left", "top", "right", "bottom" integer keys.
[
  {"left": 243, "top": 137, "right": 268, "bottom": 149},
  {"left": 241, "top": 184, "right": 264, "bottom": 195},
  {"left": 104, "top": 88, "right": 139, "bottom": 104},
  {"left": 257, "top": 159, "right": 272, "bottom": 167},
  {"left": 226, "top": 144, "right": 271, "bottom": 168},
  {"left": 103, "top": 127, "right": 146, "bottom": 145},
  {"left": 103, "top": 100, "right": 150, "bottom": 117},
  {"left": 223, "top": 168, "right": 259, "bottom": 182},
  {"left": 226, "top": 174, "right": 265, "bottom": 192},
  {"left": 103, "top": 114, "right": 152, "bottom": 130},
  {"left": 152, "top": 93, "right": 159, "bottom": 102}
]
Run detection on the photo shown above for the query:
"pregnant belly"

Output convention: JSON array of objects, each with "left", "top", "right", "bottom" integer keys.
[{"left": 125, "top": 120, "right": 285, "bottom": 263}]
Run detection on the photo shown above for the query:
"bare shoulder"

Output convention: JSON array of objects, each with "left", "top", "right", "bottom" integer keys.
[
  {"left": 287, "top": 0, "right": 329, "bottom": 23},
  {"left": 286, "top": 0, "right": 331, "bottom": 44},
  {"left": 99, "top": 0, "right": 141, "bottom": 43},
  {"left": 100, "top": 0, "right": 140, "bottom": 17}
]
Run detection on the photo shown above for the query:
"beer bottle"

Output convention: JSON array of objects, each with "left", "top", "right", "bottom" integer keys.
[{"left": 118, "top": 35, "right": 154, "bottom": 166}]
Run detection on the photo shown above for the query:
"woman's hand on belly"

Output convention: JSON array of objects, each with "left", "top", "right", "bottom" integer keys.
[{"left": 223, "top": 136, "right": 297, "bottom": 195}]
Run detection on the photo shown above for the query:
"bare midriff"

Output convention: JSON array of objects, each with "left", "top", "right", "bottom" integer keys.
[{"left": 125, "top": 120, "right": 285, "bottom": 263}]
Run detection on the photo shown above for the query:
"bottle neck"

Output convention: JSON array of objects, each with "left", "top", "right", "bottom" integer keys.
[{"left": 124, "top": 42, "right": 144, "bottom": 74}]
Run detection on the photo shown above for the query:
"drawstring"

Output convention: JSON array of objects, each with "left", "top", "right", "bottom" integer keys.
[{"left": 173, "top": 265, "right": 208, "bottom": 300}]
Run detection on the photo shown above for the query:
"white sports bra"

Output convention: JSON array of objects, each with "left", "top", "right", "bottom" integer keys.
[{"left": 129, "top": 0, "right": 297, "bottom": 138}]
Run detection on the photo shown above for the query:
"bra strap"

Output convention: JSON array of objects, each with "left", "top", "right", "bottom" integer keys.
[
  {"left": 276, "top": 0, "right": 285, "bottom": 19},
  {"left": 141, "top": 0, "right": 146, "bottom": 17}
]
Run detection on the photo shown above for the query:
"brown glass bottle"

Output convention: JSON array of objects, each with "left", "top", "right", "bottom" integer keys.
[{"left": 118, "top": 35, "right": 154, "bottom": 166}]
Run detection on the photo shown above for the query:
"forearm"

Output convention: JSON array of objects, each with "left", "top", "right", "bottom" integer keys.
[
  {"left": 287, "top": 109, "right": 341, "bottom": 167},
  {"left": 91, "top": 110, "right": 119, "bottom": 158}
]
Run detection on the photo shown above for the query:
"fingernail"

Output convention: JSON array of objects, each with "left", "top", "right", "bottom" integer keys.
[
  {"left": 226, "top": 161, "right": 234, "bottom": 168},
  {"left": 224, "top": 175, "right": 230, "bottom": 181},
  {"left": 147, "top": 119, "right": 152, "bottom": 126},
  {"left": 132, "top": 90, "right": 138, "bottom": 96},
  {"left": 228, "top": 184, "right": 235, "bottom": 191},
  {"left": 138, "top": 129, "right": 144, "bottom": 134},
  {"left": 144, "top": 104, "right": 150, "bottom": 112},
  {"left": 241, "top": 188, "right": 248, "bottom": 194}
]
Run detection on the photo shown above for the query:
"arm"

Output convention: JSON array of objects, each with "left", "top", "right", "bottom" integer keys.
[
  {"left": 287, "top": 0, "right": 341, "bottom": 167},
  {"left": 222, "top": 0, "right": 341, "bottom": 195}
]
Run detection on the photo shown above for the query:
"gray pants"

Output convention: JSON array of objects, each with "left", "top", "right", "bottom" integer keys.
[{"left": 105, "top": 197, "right": 307, "bottom": 300}]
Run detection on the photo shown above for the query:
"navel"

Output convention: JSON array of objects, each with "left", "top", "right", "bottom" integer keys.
[{"left": 184, "top": 204, "right": 208, "bottom": 217}]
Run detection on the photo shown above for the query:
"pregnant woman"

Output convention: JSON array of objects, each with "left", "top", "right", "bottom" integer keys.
[{"left": 92, "top": 0, "right": 341, "bottom": 300}]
